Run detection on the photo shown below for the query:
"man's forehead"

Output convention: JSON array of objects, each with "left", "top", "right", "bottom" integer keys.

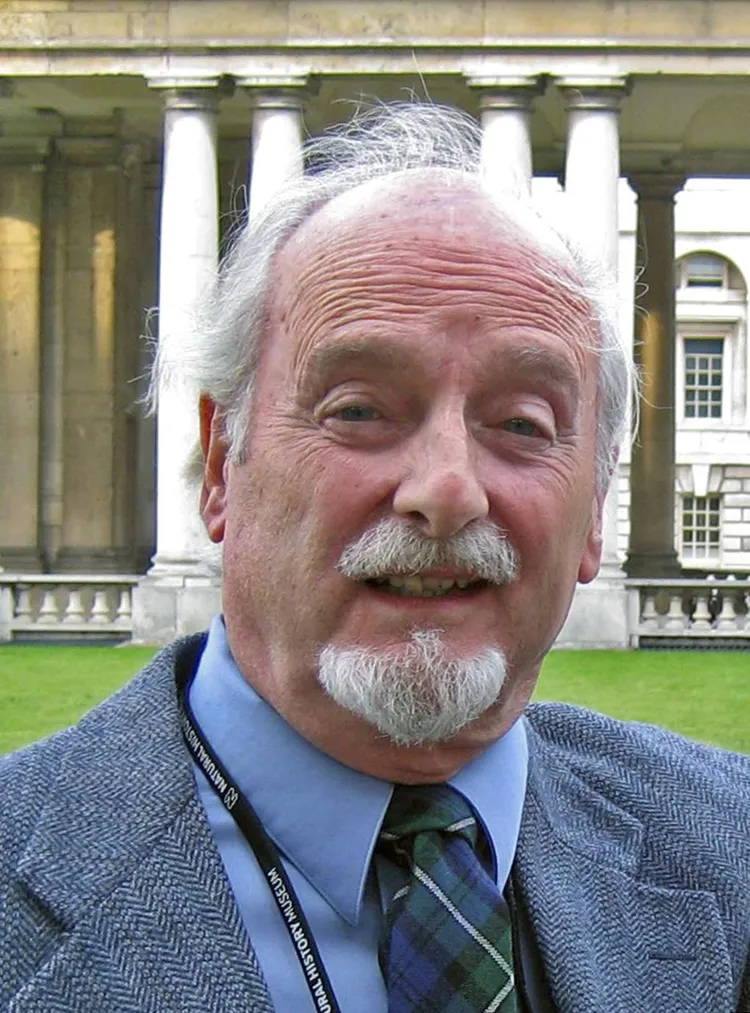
[{"left": 278, "top": 169, "right": 575, "bottom": 273}]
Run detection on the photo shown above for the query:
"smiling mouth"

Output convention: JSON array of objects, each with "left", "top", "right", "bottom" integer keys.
[{"left": 364, "top": 575, "right": 489, "bottom": 598}]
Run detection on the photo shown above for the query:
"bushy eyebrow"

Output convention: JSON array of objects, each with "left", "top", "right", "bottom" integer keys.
[
  {"left": 486, "top": 344, "right": 584, "bottom": 395},
  {"left": 298, "top": 337, "right": 414, "bottom": 393},
  {"left": 298, "top": 331, "right": 585, "bottom": 402}
]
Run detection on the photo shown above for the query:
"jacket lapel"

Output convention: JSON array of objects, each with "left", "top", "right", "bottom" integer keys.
[
  {"left": 516, "top": 716, "right": 732, "bottom": 1013},
  {"left": 11, "top": 637, "right": 274, "bottom": 1013}
]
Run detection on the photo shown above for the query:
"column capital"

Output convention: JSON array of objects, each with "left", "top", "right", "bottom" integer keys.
[
  {"left": 147, "top": 77, "right": 221, "bottom": 112},
  {"left": 0, "top": 136, "right": 49, "bottom": 169},
  {"left": 54, "top": 136, "right": 121, "bottom": 166},
  {"left": 467, "top": 74, "right": 546, "bottom": 111},
  {"left": 238, "top": 75, "right": 309, "bottom": 111},
  {"left": 557, "top": 76, "right": 631, "bottom": 111},
  {"left": 629, "top": 172, "right": 686, "bottom": 202}
]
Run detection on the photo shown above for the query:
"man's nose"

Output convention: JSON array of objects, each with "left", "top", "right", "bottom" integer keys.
[{"left": 392, "top": 415, "right": 490, "bottom": 538}]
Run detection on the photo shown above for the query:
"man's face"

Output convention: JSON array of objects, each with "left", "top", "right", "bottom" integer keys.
[{"left": 201, "top": 181, "right": 603, "bottom": 781}]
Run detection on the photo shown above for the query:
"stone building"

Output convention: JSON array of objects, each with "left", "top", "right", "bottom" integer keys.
[{"left": 1, "top": 0, "right": 749, "bottom": 646}]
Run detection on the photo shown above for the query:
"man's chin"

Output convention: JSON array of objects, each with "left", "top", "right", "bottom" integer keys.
[{"left": 316, "top": 632, "right": 508, "bottom": 748}]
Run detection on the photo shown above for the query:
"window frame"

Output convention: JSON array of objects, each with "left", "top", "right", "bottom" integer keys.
[
  {"left": 676, "top": 322, "right": 734, "bottom": 427},
  {"left": 682, "top": 336, "right": 725, "bottom": 421},
  {"left": 680, "top": 493, "right": 722, "bottom": 564}
]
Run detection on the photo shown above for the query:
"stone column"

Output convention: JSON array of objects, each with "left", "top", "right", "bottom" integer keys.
[
  {"left": 555, "top": 77, "right": 629, "bottom": 648},
  {"left": 0, "top": 138, "right": 48, "bottom": 572},
  {"left": 38, "top": 142, "right": 66, "bottom": 571},
  {"left": 625, "top": 174, "right": 685, "bottom": 578},
  {"left": 133, "top": 80, "right": 221, "bottom": 643},
  {"left": 55, "top": 136, "right": 123, "bottom": 573},
  {"left": 112, "top": 141, "right": 147, "bottom": 570},
  {"left": 133, "top": 157, "right": 160, "bottom": 572},
  {"left": 468, "top": 76, "right": 543, "bottom": 196},
  {"left": 240, "top": 78, "right": 306, "bottom": 219},
  {"left": 560, "top": 78, "right": 628, "bottom": 272},
  {"left": 49, "top": 135, "right": 150, "bottom": 575}
]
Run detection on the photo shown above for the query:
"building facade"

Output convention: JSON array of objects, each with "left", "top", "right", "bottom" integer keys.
[
  {"left": 1, "top": 0, "right": 750, "bottom": 644},
  {"left": 614, "top": 181, "right": 750, "bottom": 579}
]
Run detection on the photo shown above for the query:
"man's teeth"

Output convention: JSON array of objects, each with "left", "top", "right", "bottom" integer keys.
[{"left": 372, "top": 575, "right": 474, "bottom": 597}]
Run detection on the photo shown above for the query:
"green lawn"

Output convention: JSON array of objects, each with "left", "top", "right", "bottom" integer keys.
[
  {"left": 0, "top": 645, "right": 748, "bottom": 756},
  {"left": 0, "top": 645, "right": 156, "bottom": 755},
  {"left": 535, "top": 649, "right": 750, "bottom": 754}
]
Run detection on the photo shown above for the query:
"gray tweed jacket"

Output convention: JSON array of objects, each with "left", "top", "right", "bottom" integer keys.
[{"left": 1, "top": 635, "right": 749, "bottom": 1013}]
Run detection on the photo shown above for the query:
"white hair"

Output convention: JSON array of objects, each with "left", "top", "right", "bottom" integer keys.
[
  {"left": 152, "top": 101, "right": 632, "bottom": 495},
  {"left": 318, "top": 629, "right": 508, "bottom": 746}
]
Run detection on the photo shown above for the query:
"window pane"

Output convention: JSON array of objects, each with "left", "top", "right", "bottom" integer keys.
[
  {"left": 684, "top": 254, "right": 726, "bottom": 287},
  {"left": 685, "top": 339, "right": 723, "bottom": 355},
  {"left": 683, "top": 339, "right": 723, "bottom": 422},
  {"left": 682, "top": 495, "right": 721, "bottom": 560}
]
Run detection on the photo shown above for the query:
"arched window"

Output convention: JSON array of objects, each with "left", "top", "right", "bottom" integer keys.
[
  {"left": 677, "top": 252, "right": 745, "bottom": 292},
  {"left": 680, "top": 252, "right": 726, "bottom": 288}
]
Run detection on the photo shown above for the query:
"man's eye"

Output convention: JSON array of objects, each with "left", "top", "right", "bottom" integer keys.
[
  {"left": 335, "top": 405, "right": 381, "bottom": 422},
  {"left": 503, "top": 417, "right": 540, "bottom": 437}
]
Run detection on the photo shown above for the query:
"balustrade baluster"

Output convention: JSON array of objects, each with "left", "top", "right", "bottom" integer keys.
[
  {"left": 90, "top": 589, "right": 111, "bottom": 624},
  {"left": 63, "top": 588, "right": 86, "bottom": 624},
  {"left": 14, "top": 585, "right": 32, "bottom": 623},
  {"left": 691, "top": 592, "right": 713, "bottom": 631},
  {"left": 716, "top": 592, "right": 738, "bottom": 632},
  {"left": 37, "top": 588, "right": 59, "bottom": 625},
  {"left": 664, "top": 593, "right": 687, "bottom": 632},
  {"left": 640, "top": 592, "right": 660, "bottom": 631},
  {"left": 115, "top": 588, "right": 132, "bottom": 627}
]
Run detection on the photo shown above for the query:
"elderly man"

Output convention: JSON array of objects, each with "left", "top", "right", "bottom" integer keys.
[{"left": 2, "top": 104, "right": 749, "bottom": 1013}]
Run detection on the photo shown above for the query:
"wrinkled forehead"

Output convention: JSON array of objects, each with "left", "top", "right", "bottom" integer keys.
[{"left": 277, "top": 168, "right": 584, "bottom": 292}]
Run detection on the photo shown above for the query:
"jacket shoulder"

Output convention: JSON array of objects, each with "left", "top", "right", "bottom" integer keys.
[
  {"left": 524, "top": 700, "right": 750, "bottom": 875},
  {"left": 0, "top": 635, "right": 207, "bottom": 1004},
  {"left": 0, "top": 635, "right": 205, "bottom": 887},
  {"left": 525, "top": 700, "right": 750, "bottom": 790}
]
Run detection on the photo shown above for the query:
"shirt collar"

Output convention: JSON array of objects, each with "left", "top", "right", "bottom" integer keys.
[{"left": 190, "top": 615, "right": 528, "bottom": 926}]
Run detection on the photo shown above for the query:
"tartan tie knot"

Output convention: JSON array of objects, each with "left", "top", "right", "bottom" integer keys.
[{"left": 380, "top": 784, "right": 479, "bottom": 861}]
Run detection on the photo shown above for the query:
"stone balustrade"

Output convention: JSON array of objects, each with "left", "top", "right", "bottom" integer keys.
[
  {"left": 0, "top": 575, "right": 139, "bottom": 643},
  {"left": 1, "top": 574, "right": 748, "bottom": 649},
  {"left": 626, "top": 576, "right": 750, "bottom": 647}
]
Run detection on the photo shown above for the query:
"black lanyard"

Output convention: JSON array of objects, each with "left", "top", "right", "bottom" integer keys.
[{"left": 178, "top": 665, "right": 342, "bottom": 1013}]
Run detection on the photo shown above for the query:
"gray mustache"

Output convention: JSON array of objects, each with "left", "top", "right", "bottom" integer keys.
[{"left": 337, "top": 519, "right": 518, "bottom": 586}]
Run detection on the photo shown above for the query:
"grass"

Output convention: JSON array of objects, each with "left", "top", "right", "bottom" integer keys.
[
  {"left": 0, "top": 645, "right": 748, "bottom": 756},
  {"left": 535, "top": 649, "right": 750, "bottom": 754},
  {"left": 0, "top": 645, "right": 156, "bottom": 755}
]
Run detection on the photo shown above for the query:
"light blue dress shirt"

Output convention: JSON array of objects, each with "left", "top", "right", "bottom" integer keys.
[{"left": 189, "top": 615, "right": 529, "bottom": 1013}]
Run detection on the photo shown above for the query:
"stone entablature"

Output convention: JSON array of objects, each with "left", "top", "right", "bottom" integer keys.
[{"left": 6, "top": 1, "right": 750, "bottom": 47}]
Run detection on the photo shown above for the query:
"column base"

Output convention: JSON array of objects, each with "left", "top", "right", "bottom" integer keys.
[
  {"left": 0, "top": 547, "right": 44, "bottom": 573},
  {"left": 555, "top": 575, "right": 629, "bottom": 649},
  {"left": 624, "top": 551, "right": 681, "bottom": 579},
  {"left": 131, "top": 569, "right": 222, "bottom": 645},
  {"left": 55, "top": 547, "right": 139, "bottom": 575}
]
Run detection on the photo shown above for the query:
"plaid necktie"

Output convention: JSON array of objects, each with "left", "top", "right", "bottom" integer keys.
[{"left": 378, "top": 784, "right": 517, "bottom": 1013}]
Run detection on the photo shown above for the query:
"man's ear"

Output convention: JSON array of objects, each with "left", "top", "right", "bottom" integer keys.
[
  {"left": 577, "top": 491, "right": 604, "bottom": 585},
  {"left": 199, "top": 394, "right": 229, "bottom": 544}
]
